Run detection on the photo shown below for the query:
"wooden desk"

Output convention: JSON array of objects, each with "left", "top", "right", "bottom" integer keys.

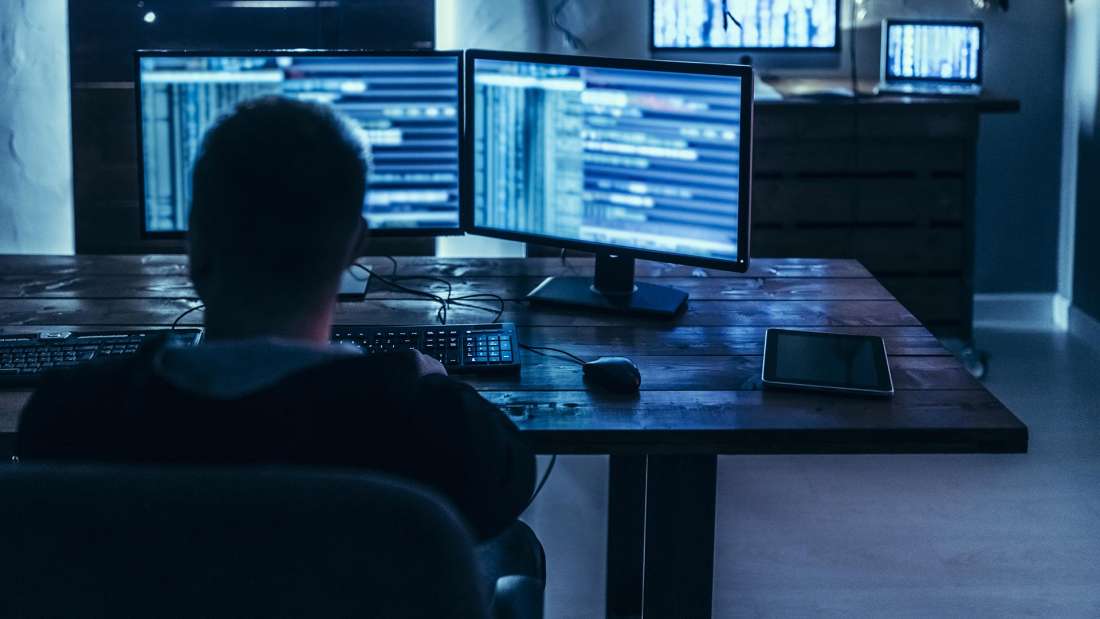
[{"left": 0, "top": 255, "right": 1027, "bottom": 618}]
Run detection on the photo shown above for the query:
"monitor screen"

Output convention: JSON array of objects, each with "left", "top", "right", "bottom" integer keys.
[
  {"left": 884, "top": 22, "right": 982, "bottom": 82},
  {"left": 469, "top": 55, "right": 749, "bottom": 266},
  {"left": 653, "top": 0, "right": 839, "bottom": 50},
  {"left": 137, "top": 52, "right": 461, "bottom": 236}
]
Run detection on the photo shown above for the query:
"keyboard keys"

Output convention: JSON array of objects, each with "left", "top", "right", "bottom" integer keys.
[
  {"left": 333, "top": 324, "right": 519, "bottom": 373},
  {"left": 0, "top": 328, "right": 204, "bottom": 387}
]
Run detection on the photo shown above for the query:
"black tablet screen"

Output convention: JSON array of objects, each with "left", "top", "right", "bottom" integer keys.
[{"left": 766, "top": 330, "right": 891, "bottom": 391}]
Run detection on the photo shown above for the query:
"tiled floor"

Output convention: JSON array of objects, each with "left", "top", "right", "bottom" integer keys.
[{"left": 522, "top": 327, "right": 1100, "bottom": 618}]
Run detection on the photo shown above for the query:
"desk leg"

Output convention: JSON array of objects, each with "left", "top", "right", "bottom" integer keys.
[
  {"left": 642, "top": 455, "right": 718, "bottom": 619},
  {"left": 606, "top": 455, "right": 646, "bottom": 619}
]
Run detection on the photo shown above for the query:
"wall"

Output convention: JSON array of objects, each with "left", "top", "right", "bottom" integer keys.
[
  {"left": 445, "top": 0, "right": 1067, "bottom": 294},
  {"left": 0, "top": 0, "right": 73, "bottom": 254},
  {"left": 1066, "top": 0, "right": 1100, "bottom": 321}
]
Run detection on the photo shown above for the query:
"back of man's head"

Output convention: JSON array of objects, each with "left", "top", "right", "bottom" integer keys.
[{"left": 189, "top": 96, "right": 369, "bottom": 324}]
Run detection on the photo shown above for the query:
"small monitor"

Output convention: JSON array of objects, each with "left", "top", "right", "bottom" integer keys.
[
  {"left": 652, "top": 0, "right": 840, "bottom": 50},
  {"left": 882, "top": 20, "right": 983, "bottom": 84},
  {"left": 465, "top": 50, "right": 752, "bottom": 317},
  {"left": 136, "top": 50, "right": 462, "bottom": 238}
]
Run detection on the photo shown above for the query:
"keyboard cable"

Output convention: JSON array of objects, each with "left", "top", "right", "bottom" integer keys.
[{"left": 171, "top": 303, "right": 205, "bottom": 331}]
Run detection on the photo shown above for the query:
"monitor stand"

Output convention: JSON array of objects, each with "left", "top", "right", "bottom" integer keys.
[{"left": 526, "top": 253, "right": 688, "bottom": 318}]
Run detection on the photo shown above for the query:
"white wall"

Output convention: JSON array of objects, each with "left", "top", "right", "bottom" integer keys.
[
  {"left": 1060, "top": 0, "right": 1099, "bottom": 306},
  {"left": 0, "top": 0, "right": 73, "bottom": 255}
]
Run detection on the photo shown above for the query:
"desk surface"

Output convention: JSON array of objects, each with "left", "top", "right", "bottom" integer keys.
[{"left": 0, "top": 255, "right": 1026, "bottom": 456}]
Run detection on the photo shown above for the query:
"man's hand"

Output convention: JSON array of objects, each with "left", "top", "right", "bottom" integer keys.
[{"left": 412, "top": 349, "right": 448, "bottom": 378}]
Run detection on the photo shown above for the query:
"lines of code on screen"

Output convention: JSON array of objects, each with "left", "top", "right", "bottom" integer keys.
[
  {"left": 653, "top": 0, "right": 837, "bottom": 49},
  {"left": 139, "top": 55, "right": 460, "bottom": 233},
  {"left": 472, "top": 59, "right": 743, "bottom": 261},
  {"left": 886, "top": 24, "right": 981, "bottom": 81}
]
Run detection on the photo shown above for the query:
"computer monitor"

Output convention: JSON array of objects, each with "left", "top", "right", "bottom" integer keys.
[
  {"left": 651, "top": 0, "right": 840, "bottom": 70},
  {"left": 136, "top": 50, "right": 462, "bottom": 238},
  {"left": 881, "top": 20, "right": 983, "bottom": 84},
  {"left": 464, "top": 50, "right": 753, "bottom": 317}
]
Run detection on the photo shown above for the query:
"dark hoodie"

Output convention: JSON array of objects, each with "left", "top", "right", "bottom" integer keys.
[{"left": 16, "top": 338, "right": 535, "bottom": 540}]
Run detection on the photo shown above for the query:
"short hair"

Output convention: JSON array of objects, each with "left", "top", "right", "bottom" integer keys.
[{"left": 188, "top": 96, "right": 369, "bottom": 315}]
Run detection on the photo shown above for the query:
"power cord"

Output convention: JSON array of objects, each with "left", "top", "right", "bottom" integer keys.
[
  {"left": 353, "top": 261, "right": 507, "bottom": 326},
  {"left": 849, "top": 0, "right": 862, "bottom": 99}
]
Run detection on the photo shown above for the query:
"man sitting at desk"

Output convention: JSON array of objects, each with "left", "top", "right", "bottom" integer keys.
[{"left": 16, "top": 97, "right": 543, "bottom": 596}]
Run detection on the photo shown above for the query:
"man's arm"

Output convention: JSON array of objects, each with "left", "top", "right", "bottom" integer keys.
[{"left": 406, "top": 372, "right": 537, "bottom": 541}]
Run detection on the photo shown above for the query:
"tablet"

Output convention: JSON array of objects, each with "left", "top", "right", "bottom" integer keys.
[{"left": 762, "top": 329, "right": 894, "bottom": 396}]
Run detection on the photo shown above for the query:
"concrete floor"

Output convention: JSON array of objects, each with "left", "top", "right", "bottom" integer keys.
[{"left": 521, "top": 327, "right": 1100, "bottom": 618}]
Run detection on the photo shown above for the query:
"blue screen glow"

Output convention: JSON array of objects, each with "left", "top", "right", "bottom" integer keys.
[
  {"left": 472, "top": 59, "right": 744, "bottom": 262},
  {"left": 653, "top": 0, "right": 838, "bottom": 49},
  {"left": 139, "top": 54, "right": 460, "bottom": 233},
  {"left": 886, "top": 23, "right": 982, "bottom": 81}
]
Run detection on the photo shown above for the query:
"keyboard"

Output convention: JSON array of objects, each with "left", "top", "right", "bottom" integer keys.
[
  {"left": 331, "top": 323, "right": 520, "bottom": 374},
  {"left": 0, "top": 328, "right": 205, "bottom": 387}
]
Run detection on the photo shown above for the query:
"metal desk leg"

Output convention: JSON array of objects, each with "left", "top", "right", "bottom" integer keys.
[
  {"left": 642, "top": 454, "right": 718, "bottom": 618},
  {"left": 606, "top": 455, "right": 647, "bottom": 619}
]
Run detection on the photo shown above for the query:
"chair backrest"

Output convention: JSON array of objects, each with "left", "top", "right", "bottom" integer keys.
[{"left": 0, "top": 464, "right": 490, "bottom": 619}]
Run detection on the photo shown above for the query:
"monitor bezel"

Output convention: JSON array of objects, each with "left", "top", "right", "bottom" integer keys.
[
  {"left": 134, "top": 48, "right": 465, "bottom": 240},
  {"left": 879, "top": 19, "right": 985, "bottom": 85},
  {"left": 649, "top": 0, "right": 842, "bottom": 53},
  {"left": 462, "top": 49, "right": 752, "bottom": 274}
]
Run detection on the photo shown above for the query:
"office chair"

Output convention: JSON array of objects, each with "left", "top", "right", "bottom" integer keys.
[{"left": 0, "top": 464, "right": 543, "bottom": 619}]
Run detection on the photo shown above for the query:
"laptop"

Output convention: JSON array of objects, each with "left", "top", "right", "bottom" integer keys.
[{"left": 876, "top": 19, "right": 984, "bottom": 97}]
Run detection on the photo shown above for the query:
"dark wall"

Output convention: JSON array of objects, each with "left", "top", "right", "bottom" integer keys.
[
  {"left": 69, "top": 0, "right": 435, "bottom": 255},
  {"left": 1073, "top": 88, "right": 1099, "bottom": 321}
]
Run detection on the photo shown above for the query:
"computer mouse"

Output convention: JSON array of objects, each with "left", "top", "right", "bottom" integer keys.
[{"left": 582, "top": 357, "right": 641, "bottom": 393}]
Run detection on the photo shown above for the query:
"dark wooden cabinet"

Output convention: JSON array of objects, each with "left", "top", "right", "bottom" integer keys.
[{"left": 751, "top": 83, "right": 1019, "bottom": 339}]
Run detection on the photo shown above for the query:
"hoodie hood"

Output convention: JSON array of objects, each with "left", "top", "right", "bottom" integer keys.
[{"left": 153, "top": 338, "right": 359, "bottom": 399}]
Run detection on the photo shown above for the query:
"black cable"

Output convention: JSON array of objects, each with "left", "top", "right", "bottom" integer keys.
[
  {"left": 524, "top": 454, "right": 558, "bottom": 511},
  {"left": 849, "top": 0, "right": 861, "bottom": 99},
  {"left": 384, "top": 255, "right": 398, "bottom": 278},
  {"left": 356, "top": 264, "right": 451, "bottom": 325},
  {"left": 171, "top": 303, "right": 205, "bottom": 331},
  {"left": 353, "top": 261, "right": 508, "bottom": 326},
  {"left": 519, "top": 343, "right": 587, "bottom": 366},
  {"left": 449, "top": 293, "right": 506, "bottom": 323}
]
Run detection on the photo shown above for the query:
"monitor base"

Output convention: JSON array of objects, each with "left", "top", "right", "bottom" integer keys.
[{"left": 526, "top": 276, "right": 688, "bottom": 318}]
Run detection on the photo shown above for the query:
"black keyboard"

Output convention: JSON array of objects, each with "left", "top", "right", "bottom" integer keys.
[
  {"left": 331, "top": 323, "right": 520, "bottom": 374},
  {"left": 0, "top": 329, "right": 205, "bottom": 387}
]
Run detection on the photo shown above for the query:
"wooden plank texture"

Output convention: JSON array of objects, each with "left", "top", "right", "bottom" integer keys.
[
  {"left": 0, "top": 256, "right": 1025, "bottom": 457},
  {"left": 0, "top": 255, "right": 871, "bottom": 278},
  {"left": 0, "top": 274, "right": 896, "bottom": 302}
]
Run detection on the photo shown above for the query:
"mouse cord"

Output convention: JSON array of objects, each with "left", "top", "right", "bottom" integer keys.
[
  {"left": 524, "top": 454, "right": 558, "bottom": 511},
  {"left": 519, "top": 343, "right": 587, "bottom": 366}
]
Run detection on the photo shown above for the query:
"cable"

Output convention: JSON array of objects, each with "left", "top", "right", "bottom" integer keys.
[
  {"left": 519, "top": 343, "right": 587, "bottom": 366},
  {"left": 849, "top": 0, "right": 861, "bottom": 100},
  {"left": 384, "top": 255, "right": 398, "bottom": 277},
  {"left": 524, "top": 454, "right": 558, "bottom": 511},
  {"left": 171, "top": 303, "right": 205, "bottom": 330},
  {"left": 356, "top": 264, "right": 451, "bottom": 324},
  {"left": 353, "top": 261, "right": 508, "bottom": 326}
]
